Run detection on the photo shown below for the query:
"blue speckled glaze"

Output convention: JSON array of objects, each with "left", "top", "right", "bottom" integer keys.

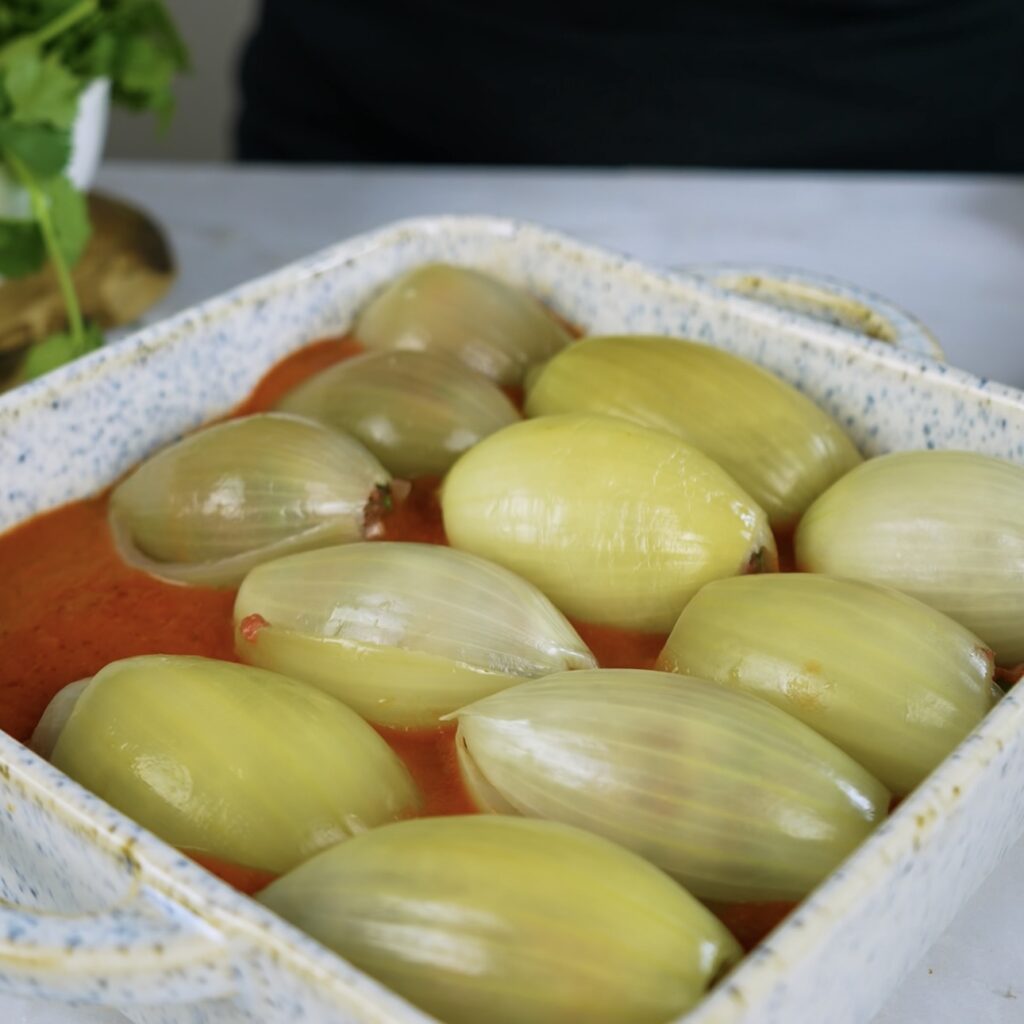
[{"left": 1, "top": 216, "right": 1024, "bottom": 1024}]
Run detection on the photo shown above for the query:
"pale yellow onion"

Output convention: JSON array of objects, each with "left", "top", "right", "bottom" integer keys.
[
  {"left": 259, "top": 816, "right": 741, "bottom": 1024},
  {"left": 234, "top": 542, "right": 596, "bottom": 728},
  {"left": 452, "top": 669, "right": 889, "bottom": 902},
  {"left": 355, "top": 263, "right": 572, "bottom": 385},
  {"left": 658, "top": 574, "right": 998, "bottom": 793},
  {"left": 276, "top": 349, "right": 519, "bottom": 478},
  {"left": 109, "top": 413, "right": 391, "bottom": 587},
  {"left": 30, "top": 679, "right": 90, "bottom": 759},
  {"left": 51, "top": 656, "right": 419, "bottom": 873},
  {"left": 442, "top": 414, "right": 776, "bottom": 632},
  {"left": 525, "top": 335, "right": 862, "bottom": 526},
  {"left": 795, "top": 450, "right": 1024, "bottom": 664}
]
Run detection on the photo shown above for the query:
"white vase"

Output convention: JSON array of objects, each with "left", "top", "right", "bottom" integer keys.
[{"left": 0, "top": 77, "right": 110, "bottom": 221}]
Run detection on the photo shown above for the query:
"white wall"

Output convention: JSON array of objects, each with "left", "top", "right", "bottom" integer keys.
[{"left": 105, "top": 0, "right": 259, "bottom": 162}]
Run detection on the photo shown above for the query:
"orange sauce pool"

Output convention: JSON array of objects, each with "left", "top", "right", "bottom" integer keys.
[{"left": 0, "top": 334, "right": 786, "bottom": 937}]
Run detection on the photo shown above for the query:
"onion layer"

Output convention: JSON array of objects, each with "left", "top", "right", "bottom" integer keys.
[
  {"left": 259, "top": 816, "right": 741, "bottom": 1024},
  {"left": 452, "top": 669, "right": 889, "bottom": 902}
]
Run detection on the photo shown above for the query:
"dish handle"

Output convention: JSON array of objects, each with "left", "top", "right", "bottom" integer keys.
[
  {"left": 0, "top": 884, "right": 239, "bottom": 1005},
  {"left": 679, "top": 263, "right": 944, "bottom": 360}
]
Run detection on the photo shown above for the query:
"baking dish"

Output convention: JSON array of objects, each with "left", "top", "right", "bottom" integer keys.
[{"left": 1, "top": 215, "right": 1023, "bottom": 1024}]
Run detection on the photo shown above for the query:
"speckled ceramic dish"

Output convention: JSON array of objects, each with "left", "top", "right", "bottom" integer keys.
[{"left": 1, "top": 216, "right": 1023, "bottom": 1024}]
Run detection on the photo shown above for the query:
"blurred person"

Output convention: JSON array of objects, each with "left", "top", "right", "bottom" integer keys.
[{"left": 237, "top": 0, "right": 1024, "bottom": 171}]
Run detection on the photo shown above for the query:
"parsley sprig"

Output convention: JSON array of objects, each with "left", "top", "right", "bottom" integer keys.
[{"left": 0, "top": 0, "right": 186, "bottom": 381}]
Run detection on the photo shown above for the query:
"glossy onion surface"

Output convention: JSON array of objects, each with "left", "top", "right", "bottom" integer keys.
[
  {"left": 51, "top": 656, "right": 420, "bottom": 873},
  {"left": 276, "top": 350, "right": 519, "bottom": 478},
  {"left": 658, "top": 574, "right": 998, "bottom": 793},
  {"left": 354, "top": 263, "right": 572, "bottom": 385},
  {"left": 453, "top": 669, "right": 889, "bottom": 901},
  {"left": 525, "top": 335, "right": 862, "bottom": 526},
  {"left": 442, "top": 414, "right": 776, "bottom": 632},
  {"left": 109, "top": 413, "right": 390, "bottom": 587},
  {"left": 796, "top": 450, "right": 1024, "bottom": 664},
  {"left": 259, "top": 816, "right": 741, "bottom": 1024},
  {"left": 234, "top": 542, "right": 596, "bottom": 727}
]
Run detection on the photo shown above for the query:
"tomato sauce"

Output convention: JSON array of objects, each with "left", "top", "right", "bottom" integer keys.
[
  {"left": 184, "top": 851, "right": 279, "bottom": 896},
  {"left": 0, "top": 336, "right": 780, "bottom": 942},
  {"left": 706, "top": 901, "right": 796, "bottom": 953},
  {"left": 0, "top": 497, "right": 238, "bottom": 743}
]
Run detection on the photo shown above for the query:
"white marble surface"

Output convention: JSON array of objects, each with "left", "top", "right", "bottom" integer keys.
[{"left": 4, "top": 163, "right": 1023, "bottom": 1024}]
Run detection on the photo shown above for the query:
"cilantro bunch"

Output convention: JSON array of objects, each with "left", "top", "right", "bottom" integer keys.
[{"left": 0, "top": 0, "right": 186, "bottom": 380}]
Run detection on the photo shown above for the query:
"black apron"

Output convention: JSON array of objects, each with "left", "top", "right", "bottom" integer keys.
[{"left": 237, "top": 0, "right": 1024, "bottom": 170}]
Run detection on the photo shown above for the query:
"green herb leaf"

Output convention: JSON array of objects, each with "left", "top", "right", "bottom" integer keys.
[
  {"left": 58, "top": 1, "right": 188, "bottom": 120},
  {"left": 111, "top": 33, "right": 178, "bottom": 119},
  {"left": 0, "top": 214, "right": 44, "bottom": 274},
  {"left": 20, "top": 321, "right": 104, "bottom": 381},
  {"left": 2, "top": 50, "right": 82, "bottom": 129},
  {"left": 0, "top": 120, "right": 71, "bottom": 176}
]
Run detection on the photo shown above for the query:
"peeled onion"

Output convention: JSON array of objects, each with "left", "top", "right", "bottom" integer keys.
[
  {"left": 442, "top": 414, "right": 776, "bottom": 632},
  {"left": 452, "top": 669, "right": 889, "bottom": 902},
  {"left": 796, "top": 450, "right": 1024, "bottom": 664},
  {"left": 658, "top": 574, "right": 998, "bottom": 792},
  {"left": 50, "top": 655, "right": 419, "bottom": 873},
  {"left": 109, "top": 413, "right": 390, "bottom": 587},
  {"left": 276, "top": 350, "right": 519, "bottom": 478},
  {"left": 355, "top": 263, "right": 572, "bottom": 385},
  {"left": 525, "top": 334, "right": 861, "bottom": 526},
  {"left": 259, "top": 816, "right": 741, "bottom": 1024},
  {"left": 234, "top": 542, "right": 596, "bottom": 727}
]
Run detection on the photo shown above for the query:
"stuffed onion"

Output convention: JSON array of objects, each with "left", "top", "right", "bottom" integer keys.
[
  {"left": 259, "top": 816, "right": 741, "bottom": 1024},
  {"left": 658, "top": 574, "right": 998, "bottom": 792},
  {"left": 796, "top": 450, "right": 1024, "bottom": 664},
  {"left": 234, "top": 542, "right": 596, "bottom": 727},
  {"left": 525, "top": 335, "right": 861, "bottom": 526},
  {"left": 49, "top": 655, "right": 420, "bottom": 873},
  {"left": 442, "top": 414, "right": 776, "bottom": 632},
  {"left": 452, "top": 669, "right": 889, "bottom": 901},
  {"left": 276, "top": 350, "right": 519, "bottom": 478},
  {"left": 109, "top": 413, "right": 391, "bottom": 587},
  {"left": 355, "top": 263, "right": 572, "bottom": 385}
]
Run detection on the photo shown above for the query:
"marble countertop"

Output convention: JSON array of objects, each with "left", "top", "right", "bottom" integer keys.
[{"left": 4, "top": 162, "right": 1023, "bottom": 1024}]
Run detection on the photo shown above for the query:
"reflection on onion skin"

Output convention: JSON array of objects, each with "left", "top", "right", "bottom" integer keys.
[{"left": 259, "top": 816, "right": 742, "bottom": 1024}]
